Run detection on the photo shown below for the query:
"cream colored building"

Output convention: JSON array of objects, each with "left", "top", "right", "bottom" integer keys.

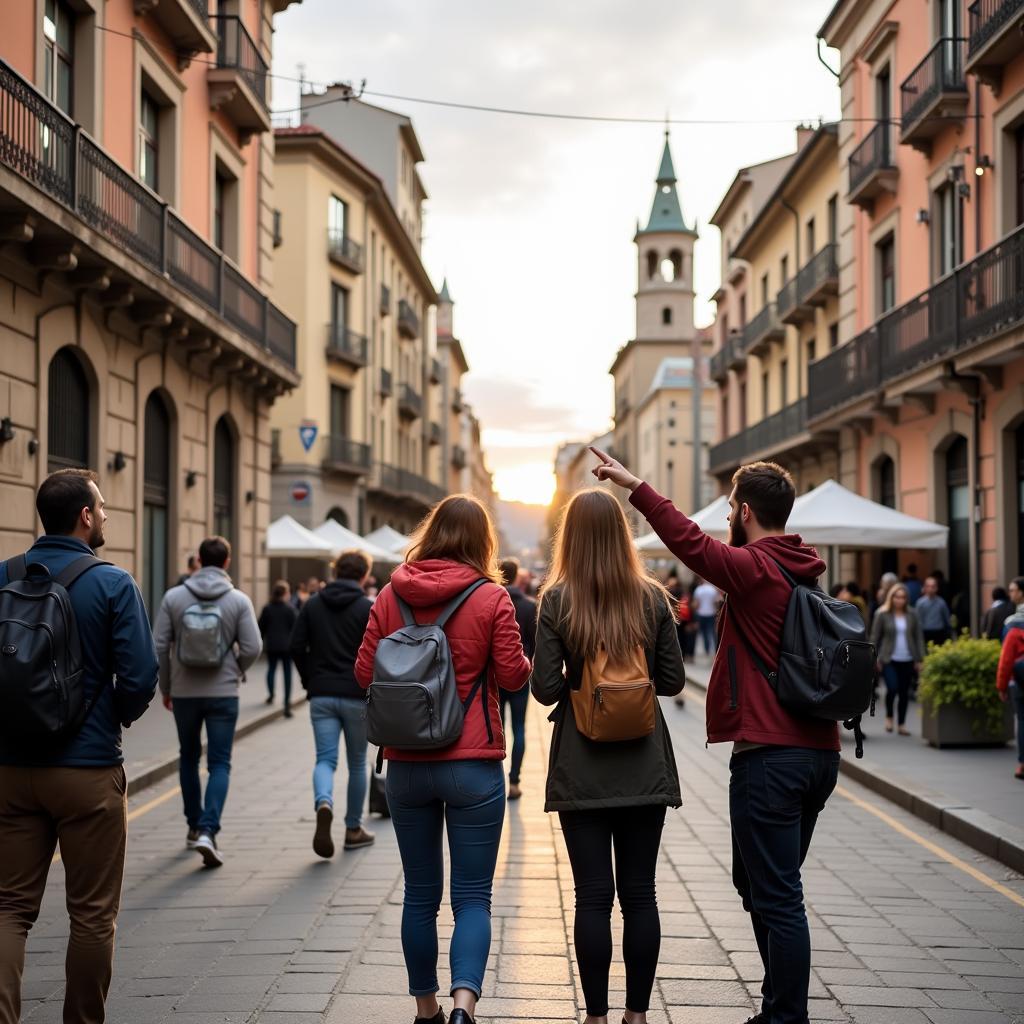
[
  {"left": 708, "top": 124, "right": 842, "bottom": 494},
  {"left": 610, "top": 135, "right": 717, "bottom": 525}
]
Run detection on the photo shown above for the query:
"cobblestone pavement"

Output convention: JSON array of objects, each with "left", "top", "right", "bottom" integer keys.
[{"left": 19, "top": 687, "right": 1024, "bottom": 1024}]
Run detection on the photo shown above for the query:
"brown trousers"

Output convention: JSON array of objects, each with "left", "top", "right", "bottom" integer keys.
[{"left": 0, "top": 764, "right": 127, "bottom": 1024}]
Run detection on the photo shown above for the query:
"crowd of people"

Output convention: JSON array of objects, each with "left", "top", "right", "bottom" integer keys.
[{"left": 0, "top": 461, "right": 1021, "bottom": 1024}]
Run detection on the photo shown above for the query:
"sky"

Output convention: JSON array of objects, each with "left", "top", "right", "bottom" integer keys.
[{"left": 272, "top": 1, "right": 843, "bottom": 506}]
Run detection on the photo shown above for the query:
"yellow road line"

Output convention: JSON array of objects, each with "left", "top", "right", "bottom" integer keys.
[{"left": 678, "top": 679, "right": 1024, "bottom": 910}]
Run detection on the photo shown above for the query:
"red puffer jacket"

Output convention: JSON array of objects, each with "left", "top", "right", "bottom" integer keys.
[{"left": 354, "top": 559, "right": 532, "bottom": 762}]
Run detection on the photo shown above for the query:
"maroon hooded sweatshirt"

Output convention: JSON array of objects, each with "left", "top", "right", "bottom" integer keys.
[{"left": 631, "top": 483, "right": 840, "bottom": 750}]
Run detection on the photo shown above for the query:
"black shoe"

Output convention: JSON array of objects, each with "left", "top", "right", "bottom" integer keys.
[
  {"left": 448, "top": 1011, "right": 473, "bottom": 1024},
  {"left": 283, "top": 704, "right": 293, "bottom": 718},
  {"left": 265, "top": 696, "right": 274, "bottom": 705},
  {"left": 743, "top": 1015, "right": 767, "bottom": 1024},
  {"left": 414, "top": 1011, "right": 446, "bottom": 1024}
]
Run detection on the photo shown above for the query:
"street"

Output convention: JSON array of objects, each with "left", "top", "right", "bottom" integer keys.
[{"left": 19, "top": 689, "right": 1024, "bottom": 1024}]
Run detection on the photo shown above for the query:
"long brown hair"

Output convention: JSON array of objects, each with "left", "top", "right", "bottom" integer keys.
[
  {"left": 406, "top": 494, "right": 502, "bottom": 584},
  {"left": 541, "top": 488, "right": 674, "bottom": 660}
]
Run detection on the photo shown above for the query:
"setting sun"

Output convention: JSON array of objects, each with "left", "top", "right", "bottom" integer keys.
[{"left": 493, "top": 463, "right": 557, "bottom": 507}]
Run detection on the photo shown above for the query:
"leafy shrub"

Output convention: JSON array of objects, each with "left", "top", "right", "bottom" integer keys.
[{"left": 917, "top": 633, "right": 1004, "bottom": 736}]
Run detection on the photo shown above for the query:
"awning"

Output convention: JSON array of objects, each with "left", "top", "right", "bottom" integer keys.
[
  {"left": 266, "top": 515, "right": 335, "bottom": 558},
  {"left": 364, "top": 525, "right": 412, "bottom": 555},
  {"left": 312, "top": 520, "right": 403, "bottom": 564}
]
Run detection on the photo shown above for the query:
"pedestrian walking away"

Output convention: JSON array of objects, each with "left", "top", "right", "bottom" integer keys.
[
  {"left": 531, "top": 488, "right": 685, "bottom": 1024},
  {"left": 996, "top": 576, "right": 1024, "bottom": 780},
  {"left": 592, "top": 447, "right": 842, "bottom": 1024},
  {"left": 153, "top": 536, "right": 262, "bottom": 868},
  {"left": 916, "top": 575, "right": 953, "bottom": 647},
  {"left": 499, "top": 556, "right": 537, "bottom": 802},
  {"left": 355, "top": 494, "right": 531, "bottom": 1024},
  {"left": 290, "top": 549, "right": 376, "bottom": 857},
  {"left": 0, "top": 469, "right": 158, "bottom": 1024},
  {"left": 258, "top": 579, "right": 298, "bottom": 712},
  {"left": 981, "top": 586, "right": 1014, "bottom": 640},
  {"left": 692, "top": 575, "right": 720, "bottom": 655},
  {"left": 869, "top": 584, "right": 924, "bottom": 735}
]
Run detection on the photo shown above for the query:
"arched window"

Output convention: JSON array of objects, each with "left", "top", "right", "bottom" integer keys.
[
  {"left": 48, "top": 347, "right": 89, "bottom": 471},
  {"left": 668, "top": 248, "right": 683, "bottom": 281},
  {"left": 945, "top": 436, "right": 970, "bottom": 626},
  {"left": 327, "top": 505, "right": 350, "bottom": 529},
  {"left": 213, "top": 416, "right": 235, "bottom": 549},
  {"left": 875, "top": 455, "right": 898, "bottom": 575},
  {"left": 1016, "top": 422, "right": 1024, "bottom": 574},
  {"left": 662, "top": 307, "right": 672, "bottom": 325},
  {"left": 646, "top": 250, "right": 658, "bottom": 280},
  {"left": 143, "top": 392, "right": 171, "bottom": 620}
]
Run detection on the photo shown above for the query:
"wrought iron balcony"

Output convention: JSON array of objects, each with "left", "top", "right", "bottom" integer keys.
[
  {"left": 429, "top": 357, "right": 443, "bottom": 385},
  {"left": 807, "top": 221, "right": 1024, "bottom": 422},
  {"left": 452, "top": 388, "right": 465, "bottom": 413},
  {"left": 900, "top": 38, "right": 968, "bottom": 151},
  {"left": 397, "top": 299, "right": 420, "bottom": 339},
  {"left": 133, "top": 0, "right": 214, "bottom": 62},
  {"left": 373, "top": 463, "right": 447, "bottom": 506},
  {"left": 325, "top": 323, "right": 368, "bottom": 367},
  {"left": 798, "top": 243, "right": 840, "bottom": 307},
  {"left": 379, "top": 367, "right": 393, "bottom": 397},
  {"left": 327, "top": 229, "right": 363, "bottom": 273},
  {"left": 428, "top": 421, "right": 442, "bottom": 445},
  {"left": 967, "top": 0, "right": 1024, "bottom": 88},
  {"left": 776, "top": 275, "right": 808, "bottom": 326},
  {"left": 208, "top": 15, "right": 270, "bottom": 136},
  {"left": 848, "top": 123, "right": 898, "bottom": 209},
  {"left": 709, "top": 398, "right": 809, "bottom": 475},
  {"left": 0, "top": 59, "right": 295, "bottom": 371},
  {"left": 398, "top": 382, "right": 423, "bottom": 420},
  {"left": 710, "top": 331, "right": 746, "bottom": 380},
  {"left": 379, "top": 283, "right": 390, "bottom": 316},
  {"left": 322, "top": 435, "right": 371, "bottom": 475},
  {"left": 451, "top": 445, "right": 468, "bottom": 470},
  {"left": 744, "top": 302, "right": 785, "bottom": 357}
]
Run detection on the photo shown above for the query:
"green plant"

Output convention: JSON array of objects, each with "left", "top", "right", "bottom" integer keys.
[{"left": 917, "top": 633, "right": 1004, "bottom": 736}]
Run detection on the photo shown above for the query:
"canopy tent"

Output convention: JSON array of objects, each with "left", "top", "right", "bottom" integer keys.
[
  {"left": 635, "top": 493, "right": 731, "bottom": 557},
  {"left": 312, "top": 519, "right": 402, "bottom": 564},
  {"left": 364, "top": 525, "right": 412, "bottom": 555},
  {"left": 787, "top": 479, "right": 948, "bottom": 549},
  {"left": 266, "top": 515, "right": 335, "bottom": 559}
]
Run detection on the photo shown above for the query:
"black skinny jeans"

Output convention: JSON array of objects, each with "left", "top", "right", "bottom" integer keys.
[{"left": 558, "top": 804, "right": 667, "bottom": 1017}]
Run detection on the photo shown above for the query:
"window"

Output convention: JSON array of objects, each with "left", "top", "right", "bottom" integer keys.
[
  {"left": 331, "top": 283, "right": 348, "bottom": 332},
  {"left": 876, "top": 66, "right": 892, "bottom": 162},
  {"left": 829, "top": 322, "right": 839, "bottom": 350},
  {"left": 938, "top": 0, "right": 960, "bottom": 38},
  {"left": 877, "top": 234, "right": 896, "bottom": 314},
  {"left": 806, "top": 218, "right": 815, "bottom": 257},
  {"left": 807, "top": 338, "right": 817, "bottom": 365},
  {"left": 762, "top": 370, "right": 770, "bottom": 417},
  {"left": 212, "top": 161, "right": 239, "bottom": 258},
  {"left": 43, "top": 0, "right": 74, "bottom": 116},
  {"left": 780, "top": 255, "right": 789, "bottom": 284},
  {"left": 739, "top": 293, "right": 747, "bottom": 327},
  {"left": 330, "top": 384, "right": 350, "bottom": 439},
  {"left": 876, "top": 454, "right": 899, "bottom": 573},
  {"left": 327, "top": 506, "right": 350, "bottom": 529},
  {"left": 738, "top": 381, "right": 747, "bottom": 431},
  {"left": 48, "top": 348, "right": 89, "bottom": 471},
  {"left": 780, "top": 358, "right": 788, "bottom": 407},
  {"left": 272, "top": 209, "right": 283, "bottom": 248},
  {"left": 662, "top": 307, "right": 672, "bottom": 325},
  {"left": 1017, "top": 422, "right": 1024, "bottom": 573},
  {"left": 143, "top": 393, "right": 171, "bottom": 622},
  {"left": 1017, "top": 125, "right": 1024, "bottom": 229},
  {"left": 214, "top": 172, "right": 227, "bottom": 250},
  {"left": 329, "top": 195, "right": 347, "bottom": 240},
  {"left": 139, "top": 89, "right": 160, "bottom": 192},
  {"left": 935, "top": 184, "right": 963, "bottom": 276},
  {"left": 946, "top": 436, "right": 971, "bottom": 626},
  {"left": 760, "top": 273, "right": 769, "bottom": 307},
  {"left": 213, "top": 417, "right": 235, "bottom": 550},
  {"left": 827, "top": 195, "right": 838, "bottom": 243}
]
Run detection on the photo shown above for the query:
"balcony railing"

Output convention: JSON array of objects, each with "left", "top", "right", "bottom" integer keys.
[
  {"left": 323, "top": 435, "right": 371, "bottom": 473},
  {"left": 380, "top": 367, "right": 393, "bottom": 397},
  {"left": 848, "top": 122, "right": 898, "bottom": 207},
  {"left": 212, "top": 15, "right": 267, "bottom": 111},
  {"left": 451, "top": 445, "right": 467, "bottom": 470},
  {"left": 398, "top": 382, "right": 423, "bottom": 419},
  {"left": 808, "top": 222, "right": 1024, "bottom": 421},
  {"left": 138, "top": 0, "right": 214, "bottom": 59},
  {"left": 451, "top": 388, "right": 465, "bottom": 413},
  {"left": 967, "top": 0, "right": 1024, "bottom": 84},
  {"left": 797, "top": 243, "right": 839, "bottom": 306},
  {"left": 375, "top": 463, "right": 447, "bottom": 506},
  {"left": 429, "top": 357, "right": 442, "bottom": 384},
  {"left": 900, "top": 38, "right": 968, "bottom": 147},
  {"left": 379, "top": 283, "right": 390, "bottom": 316},
  {"left": 397, "top": 299, "right": 420, "bottom": 339},
  {"left": 776, "top": 275, "right": 802, "bottom": 324},
  {"left": 325, "top": 323, "right": 368, "bottom": 367},
  {"left": 710, "top": 331, "right": 745, "bottom": 380},
  {"left": 709, "top": 398, "right": 808, "bottom": 473},
  {"left": 0, "top": 59, "right": 296, "bottom": 369},
  {"left": 327, "top": 229, "right": 363, "bottom": 272},
  {"left": 744, "top": 301, "right": 784, "bottom": 355},
  {"left": 428, "top": 421, "right": 442, "bottom": 445}
]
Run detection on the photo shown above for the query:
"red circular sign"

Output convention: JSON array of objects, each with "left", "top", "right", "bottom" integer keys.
[{"left": 290, "top": 482, "right": 311, "bottom": 503}]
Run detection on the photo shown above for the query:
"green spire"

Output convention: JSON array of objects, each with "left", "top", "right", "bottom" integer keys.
[
  {"left": 640, "top": 133, "right": 691, "bottom": 235},
  {"left": 438, "top": 277, "right": 453, "bottom": 303}
]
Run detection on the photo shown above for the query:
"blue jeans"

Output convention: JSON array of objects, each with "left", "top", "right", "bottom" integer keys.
[
  {"left": 730, "top": 746, "right": 840, "bottom": 1024},
  {"left": 1012, "top": 684, "right": 1024, "bottom": 764},
  {"left": 309, "top": 696, "right": 369, "bottom": 829},
  {"left": 697, "top": 614, "right": 717, "bottom": 654},
  {"left": 266, "top": 654, "right": 293, "bottom": 705},
  {"left": 386, "top": 759, "right": 505, "bottom": 998},
  {"left": 499, "top": 687, "right": 528, "bottom": 784},
  {"left": 172, "top": 696, "right": 239, "bottom": 836}
]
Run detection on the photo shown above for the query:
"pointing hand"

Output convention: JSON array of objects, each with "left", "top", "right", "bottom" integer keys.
[{"left": 589, "top": 447, "right": 641, "bottom": 492}]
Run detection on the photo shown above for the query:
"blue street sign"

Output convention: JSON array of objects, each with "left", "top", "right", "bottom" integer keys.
[{"left": 299, "top": 422, "right": 318, "bottom": 452}]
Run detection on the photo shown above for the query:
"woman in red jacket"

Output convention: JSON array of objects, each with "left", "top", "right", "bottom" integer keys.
[
  {"left": 996, "top": 597, "right": 1024, "bottom": 781},
  {"left": 355, "top": 495, "right": 531, "bottom": 1024}
]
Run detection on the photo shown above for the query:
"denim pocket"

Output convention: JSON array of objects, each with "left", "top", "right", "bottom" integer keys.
[
  {"left": 762, "top": 758, "right": 809, "bottom": 813},
  {"left": 450, "top": 760, "right": 502, "bottom": 800}
]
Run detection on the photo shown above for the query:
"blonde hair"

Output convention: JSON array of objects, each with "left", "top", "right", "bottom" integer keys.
[
  {"left": 880, "top": 583, "right": 910, "bottom": 615},
  {"left": 406, "top": 494, "right": 502, "bottom": 584},
  {"left": 541, "top": 488, "right": 674, "bottom": 660}
]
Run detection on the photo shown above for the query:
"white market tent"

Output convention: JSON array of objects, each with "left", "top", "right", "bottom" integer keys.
[
  {"left": 635, "top": 493, "right": 731, "bottom": 557},
  {"left": 364, "top": 525, "right": 412, "bottom": 555},
  {"left": 266, "top": 515, "right": 335, "bottom": 558},
  {"left": 312, "top": 519, "right": 402, "bottom": 564},
  {"left": 788, "top": 479, "right": 948, "bottom": 549}
]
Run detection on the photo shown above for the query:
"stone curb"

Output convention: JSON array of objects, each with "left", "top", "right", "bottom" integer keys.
[
  {"left": 684, "top": 671, "right": 1024, "bottom": 875},
  {"left": 125, "top": 695, "right": 308, "bottom": 798}
]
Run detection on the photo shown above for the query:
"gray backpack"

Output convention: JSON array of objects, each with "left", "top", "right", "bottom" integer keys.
[
  {"left": 366, "top": 579, "right": 492, "bottom": 770},
  {"left": 177, "top": 584, "right": 229, "bottom": 669}
]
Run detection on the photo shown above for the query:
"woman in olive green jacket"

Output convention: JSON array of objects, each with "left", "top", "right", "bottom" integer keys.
[
  {"left": 531, "top": 488, "right": 684, "bottom": 1024},
  {"left": 869, "top": 583, "right": 925, "bottom": 735}
]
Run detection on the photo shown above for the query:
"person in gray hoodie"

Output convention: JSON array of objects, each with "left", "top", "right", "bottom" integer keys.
[{"left": 153, "top": 536, "right": 262, "bottom": 867}]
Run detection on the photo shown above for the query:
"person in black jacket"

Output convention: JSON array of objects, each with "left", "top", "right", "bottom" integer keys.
[
  {"left": 258, "top": 581, "right": 298, "bottom": 715},
  {"left": 531, "top": 489, "right": 684, "bottom": 1024},
  {"left": 290, "top": 549, "right": 375, "bottom": 858},
  {"left": 499, "top": 558, "right": 537, "bottom": 801}
]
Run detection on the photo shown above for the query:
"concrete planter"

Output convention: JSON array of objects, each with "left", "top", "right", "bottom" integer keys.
[{"left": 921, "top": 699, "right": 1015, "bottom": 749}]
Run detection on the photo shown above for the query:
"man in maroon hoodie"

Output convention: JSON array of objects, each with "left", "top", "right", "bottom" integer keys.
[{"left": 592, "top": 448, "right": 840, "bottom": 1024}]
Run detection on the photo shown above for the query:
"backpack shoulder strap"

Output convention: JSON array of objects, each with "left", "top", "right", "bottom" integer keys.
[
  {"left": 4, "top": 554, "right": 28, "bottom": 582},
  {"left": 434, "top": 578, "right": 489, "bottom": 629},
  {"left": 393, "top": 593, "right": 417, "bottom": 628},
  {"left": 54, "top": 554, "right": 109, "bottom": 590},
  {"left": 726, "top": 599, "right": 777, "bottom": 685}
]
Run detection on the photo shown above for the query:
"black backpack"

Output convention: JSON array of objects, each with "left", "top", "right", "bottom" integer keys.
[
  {"left": 735, "top": 559, "right": 876, "bottom": 757},
  {"left": 0, "top": 553, "right": 109, "bottom": 744}
]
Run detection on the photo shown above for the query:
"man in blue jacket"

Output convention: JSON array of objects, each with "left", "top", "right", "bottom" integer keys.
[{"left": 0, "top": 469, "right": 158, "bottom": 1024}]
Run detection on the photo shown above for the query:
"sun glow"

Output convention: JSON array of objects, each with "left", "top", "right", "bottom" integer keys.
[{"left": 493, "top": 463, "right": 556, "bottom": 507}]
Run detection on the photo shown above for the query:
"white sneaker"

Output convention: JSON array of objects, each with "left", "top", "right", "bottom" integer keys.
[{"left": 194, "top": 831, "right": 224, "bottom": 868}]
